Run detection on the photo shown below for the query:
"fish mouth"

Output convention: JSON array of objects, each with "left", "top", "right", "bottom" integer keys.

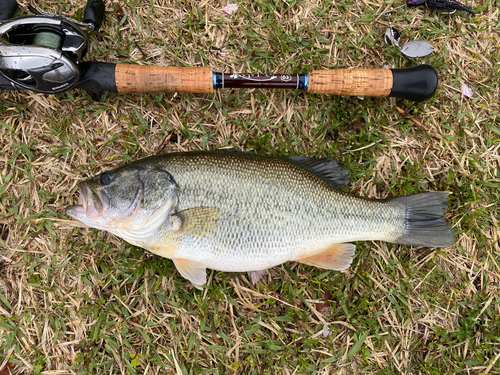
[
  {"left": 65, "top": 176, "right": 178, "bottom": 243},
  {"left": 65, "top": 180, "right": 145, "bottom": 230},
  {"left": 65, "top": 181, "right": 106, "bottom": 220}
]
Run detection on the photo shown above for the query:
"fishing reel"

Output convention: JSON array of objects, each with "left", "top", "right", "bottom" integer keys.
[{"left": 0, "top": 0, "right": 104, "bottom": 93}]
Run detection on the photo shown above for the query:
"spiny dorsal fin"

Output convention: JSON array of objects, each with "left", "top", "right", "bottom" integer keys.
[
  {"left": 284, "top": 156, "right": 350, "bottom": 189},
  {"left": 172, "top": 207, "right": 220, "bottom": 237}
]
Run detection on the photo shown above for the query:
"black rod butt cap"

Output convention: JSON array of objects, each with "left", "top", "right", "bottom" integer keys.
[{"left": 390, "top": 65, "right": 438, "bottom": 102}]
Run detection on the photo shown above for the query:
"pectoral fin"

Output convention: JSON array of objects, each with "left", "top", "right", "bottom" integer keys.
[
  {"left": 171, "top": 207, "right": 220, "bottom": 237},
  {"left": 296, "top": 243, "right": 356, "bottom": 270},
  {"left": 173, "top": 258, "right": 207, "bottom": 289}
]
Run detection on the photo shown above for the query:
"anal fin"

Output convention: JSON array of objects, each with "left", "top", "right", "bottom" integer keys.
[
  {"left": 296, "top": 243, "right": 356, "bottom": 270},
  {"left": 248, "top": 269, "right": 268, "bottom": 285},
  {"left": 173, "top": 258, "right": 207, "bottom": 289}
]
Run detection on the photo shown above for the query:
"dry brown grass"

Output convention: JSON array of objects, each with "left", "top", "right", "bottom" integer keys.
[{"left": 1, "top": 0, "right": 499, "bottom": 374}]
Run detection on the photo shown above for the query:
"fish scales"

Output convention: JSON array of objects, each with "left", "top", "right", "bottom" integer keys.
[
  {"left": 134, "top": 152, "right": 404, "bottom": 270},
  {"left": 65, "top": 150, "right": 454, "bottom": 288}
]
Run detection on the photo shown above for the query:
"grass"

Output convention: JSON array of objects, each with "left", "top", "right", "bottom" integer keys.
[{"left": 1, "top": 0, "right": 499, "bottom": 374}]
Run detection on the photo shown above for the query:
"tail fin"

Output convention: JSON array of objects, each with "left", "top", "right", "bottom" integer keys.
[{"left": 390, "top": 192, "right": 455, "bottom": 247}]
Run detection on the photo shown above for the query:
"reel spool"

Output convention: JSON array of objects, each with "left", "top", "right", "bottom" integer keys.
[{"left": 0, "top": 15, "right": 88, "bottom": 93}]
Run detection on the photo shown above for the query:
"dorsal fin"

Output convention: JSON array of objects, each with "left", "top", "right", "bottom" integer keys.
[{"left": 284, "top": 156, "right": 350, "bottom": 189}]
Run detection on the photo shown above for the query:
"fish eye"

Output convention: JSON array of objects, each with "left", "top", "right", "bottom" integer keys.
[{"left": 100, "top": 172, "right": 114, "bottom": 185}]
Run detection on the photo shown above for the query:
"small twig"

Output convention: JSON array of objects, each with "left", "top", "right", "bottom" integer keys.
[
  {"left": 0, "top": 259, "right": 19, "bottom": 302},
  {"left": 0, "top": 259, "right": 14, "bottom": 274},
  {"left": 22, "top": 236, "right": 37, "bottom": 251},
  {"left": 155, "top": 132, "right": 174, "bottom": 154},
  {"left": 134, "top": 42, "right": 147, "bottom": 59},
  {"left": 296, "top": 320, "right": 313, "bottom": 334},
  {"left": 396, "top": 106, "right": 430, "bottom": 131}
]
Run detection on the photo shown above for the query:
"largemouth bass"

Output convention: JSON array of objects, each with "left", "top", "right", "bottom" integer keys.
[{"left": 65, "top": 151, "right": 455, "bottom": 288}]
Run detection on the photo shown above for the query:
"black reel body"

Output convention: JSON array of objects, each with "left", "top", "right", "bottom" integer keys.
[{"left": 0, "top": 15, "right": 88, "bottom": 93}]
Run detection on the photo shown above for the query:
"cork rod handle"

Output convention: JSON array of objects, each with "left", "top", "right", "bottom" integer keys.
[
  {"left": 115, "top": 65, "right": 214, "bottom": 94},
  {"left": 307, "top": 65, "right": 438, "bottom": 102},
  {"left": 79, "top": 63, "right": 437, "bottom": 102},
  {"left": 308, "top": 69, "right": 393, "bottom": 96}
]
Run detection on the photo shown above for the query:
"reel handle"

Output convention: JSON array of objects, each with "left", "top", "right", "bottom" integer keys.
[
  {"left": 83, "top": 0, "right": 105, "bottom": 30},
  {"left": 0, "top": 0, "right": 18, "bottom": 21}
]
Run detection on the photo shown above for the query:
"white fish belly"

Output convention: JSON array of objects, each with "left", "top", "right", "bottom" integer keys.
[
  {"left": 172, "top": 201, "right": 401, "bottom": 272},
  {"left": 175, "top": 234, "right": 339, "bottom": 272}
]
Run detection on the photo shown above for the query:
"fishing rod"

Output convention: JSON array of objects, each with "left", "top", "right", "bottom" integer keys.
[{"left": 0, "top": 0, "right": 438, "bottom": 102}]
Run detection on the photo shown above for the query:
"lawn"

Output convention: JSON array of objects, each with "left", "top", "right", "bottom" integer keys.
[{"left": 0, "top": 0, "right": 499, "bottom": 374}]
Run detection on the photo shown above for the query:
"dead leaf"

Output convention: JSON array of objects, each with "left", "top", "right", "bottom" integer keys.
[
  {"left": 316, "top": 302, "right": 332, "bottom": 315},
  {"left": 0, "top": 362, "right": 14, "bottom": 375}
]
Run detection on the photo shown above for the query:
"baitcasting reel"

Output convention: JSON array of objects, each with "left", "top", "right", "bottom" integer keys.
[
  {"left": 0, "top": 0, "right": 439, "bottom": 102},
  {"left": 0, "top": 0, "right": 104, "bottom": 93}
]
